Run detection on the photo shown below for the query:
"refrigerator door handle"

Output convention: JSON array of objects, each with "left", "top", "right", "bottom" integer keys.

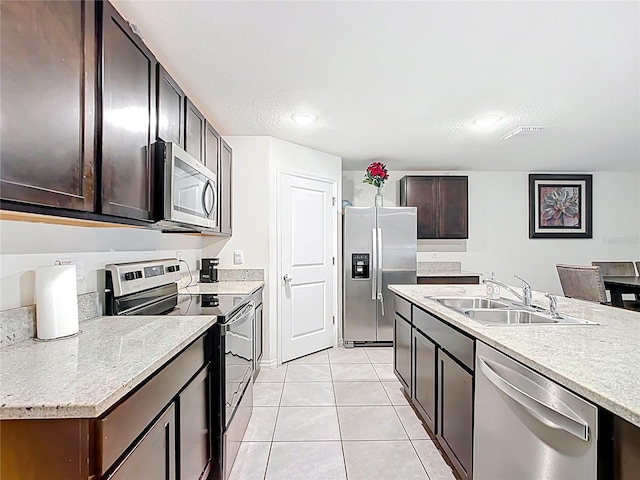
[
  {"left": 371, "top": 228, "right": 377, "bottom": 300},
  {"left": 376, "top": 228, "right": 384, "bottom": 316},
  {"left": 377, "top": 228, "right": 383, "bottom": 297}
]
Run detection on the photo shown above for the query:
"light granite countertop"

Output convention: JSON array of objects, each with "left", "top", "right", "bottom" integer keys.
[
  {"left": 417, "top": 270, "right": 481, "bottom": 278},
  {"left": 0, "top": 314, "right": 216, "bottom": 420},
  {"left": 389, "top": 284, "right": 640, "bottom": 428},
  {"left": 180, "top": 281, "right": 264, "bottom": 295}
]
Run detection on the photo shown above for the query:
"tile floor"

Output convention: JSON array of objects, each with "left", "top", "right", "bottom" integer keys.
[{"left": 229, "top": 346, "right": 456, "bottom": 480}]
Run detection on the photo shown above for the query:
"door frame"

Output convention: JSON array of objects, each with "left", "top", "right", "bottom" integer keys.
[{"left": 276, "top": 168, "right": 339, "bottom": 365}]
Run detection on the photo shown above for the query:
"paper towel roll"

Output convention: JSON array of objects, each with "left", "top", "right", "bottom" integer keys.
[{"left": 35, "top": 264, "right": 79, "bottom": 340}]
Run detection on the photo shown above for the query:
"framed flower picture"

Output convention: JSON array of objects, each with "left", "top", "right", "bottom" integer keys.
[{"left": 529, "top": 174, "right": 593, "bottom": 238}]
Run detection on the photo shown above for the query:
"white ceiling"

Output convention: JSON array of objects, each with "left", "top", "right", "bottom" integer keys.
[{"left": 113, "top": 1, "right": 640, "bottom": 172}]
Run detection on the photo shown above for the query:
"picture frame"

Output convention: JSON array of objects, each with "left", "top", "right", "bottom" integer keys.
[{"left": 529, "top": 174, "right": 592, "bottom": 239}]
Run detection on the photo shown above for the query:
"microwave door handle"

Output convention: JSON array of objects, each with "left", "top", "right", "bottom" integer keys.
[
  {"left": 201, "top": 180, "right": 212, "bottom": 217},
  {"left": 211, "top": 180, "right": 218, "bottom": 223}
]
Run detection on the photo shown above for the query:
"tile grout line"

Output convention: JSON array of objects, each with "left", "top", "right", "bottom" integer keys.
[
  {"left": 261, "top": 363, "right": 287, "bottom": 480},
  {"left": 329, "top": 347, "right": 350, "bottom": 480}
]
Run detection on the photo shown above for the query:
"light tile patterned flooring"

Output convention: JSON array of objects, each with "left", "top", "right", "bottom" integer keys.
[{"left": 229, "top": 346, "right": 456, "bottom": 480}]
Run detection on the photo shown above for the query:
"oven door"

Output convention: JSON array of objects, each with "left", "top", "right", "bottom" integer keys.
[
  {"left": 222, "top": 301, "right": 254, "bottom": 429},
  {"left": 165, "top": 142, "right": 218, "bottom": 230}
]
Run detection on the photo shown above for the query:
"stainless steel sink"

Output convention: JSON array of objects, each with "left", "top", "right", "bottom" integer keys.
[
  {"left": 431, "top": 296, "right": 513, "bottom": 310},
  {"left": 463, "top": 308, "right": 595, "bottom": 326},
  {"left": 427, "top": 295, "right": 596, "bottom": 326}
]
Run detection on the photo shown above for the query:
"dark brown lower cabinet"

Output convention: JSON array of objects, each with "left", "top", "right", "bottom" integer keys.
[
  {"left": 179, "top": 366, "right": 212, "bottom": 480},
  {"left": 412, "top": 328, "right": 437, "bottom": 433},
  {"left": 0, "top": 334, "right": 212, "bottom": 480},
  {"left": 438, "top": 350, "right": 473, "bottom": 480},
  {"left": 393, "top": 314, "right": 412, "bottom": 393},
  {"left": 107, "top": 404, "right": 176, "bottom": 480}
]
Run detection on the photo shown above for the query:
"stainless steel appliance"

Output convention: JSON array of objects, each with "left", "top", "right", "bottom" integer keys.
[
  {"left": 474, "top": 342, "right": 597, "bottom": 480},
  {"left": 153, "top": 142, "right": 218, "bottom": 232},
  {"left": 200, "top": 257, "right": 220, "bottom": 283},
  {"left": 105, "top": 258, "right": 254, "bottom": 480},
  {"left": 343, "top": 206, "right": 417, "bottom": 345}
]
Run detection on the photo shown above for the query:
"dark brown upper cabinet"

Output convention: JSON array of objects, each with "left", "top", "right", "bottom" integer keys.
[
  {"left": 184, "top": 99, "right": 205, "bottom": 163},
  {"left": 100, "top": 1, "right": 157, "bottom": 221},
  {"left": 204, "top": 121, "right": 221, "bottom": 173},
  {"left": 0, "top": 0, "right": 96, "bottom": 212},
  {"left": 220, "top": 139, "right": 232, "bottom": 236},
  {"left": 156, "top": 65, "right": 185, "bottom": 147},
  {"left": 399, "top": 176, "right": 468, "bottom": 239}
]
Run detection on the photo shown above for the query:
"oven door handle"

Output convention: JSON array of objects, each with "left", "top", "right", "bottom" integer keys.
[{"left": 221, "top": 301, "right": 255, "bottom": 335}]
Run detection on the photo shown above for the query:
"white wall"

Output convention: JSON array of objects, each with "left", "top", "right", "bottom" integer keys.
[
  {"left": 203, "top": 137, "right": 342, "bottom": 366},
  {"left": 0, "top": 220, "right": 202, "bottom": 312},
  {"left": 343, "top": 170, "right": 640, "bottom": 294}
]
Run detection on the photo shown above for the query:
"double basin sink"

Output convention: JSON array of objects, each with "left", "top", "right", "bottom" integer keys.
[{"left": 429, "top": 296, "right": 596, "bottom": 326}]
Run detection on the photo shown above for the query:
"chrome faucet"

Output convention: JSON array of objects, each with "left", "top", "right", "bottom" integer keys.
[
  {"left": 544, "top": 292, "right": 561, "bottom": 319},
  {"left": 483, "top": 274, "right": 533, "bottom": 306}
]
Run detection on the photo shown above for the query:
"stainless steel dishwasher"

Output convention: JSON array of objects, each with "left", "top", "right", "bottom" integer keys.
[{"left": 474, "top": 342, "right": 597, "bottom": 480}]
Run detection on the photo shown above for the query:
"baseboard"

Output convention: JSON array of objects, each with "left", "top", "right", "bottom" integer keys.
[{"left": 259, "top": 358, "right": 278, "bottom": 369}]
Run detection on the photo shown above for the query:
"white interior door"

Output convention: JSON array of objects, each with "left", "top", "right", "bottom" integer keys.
[{"left": 280, "top": 172, "right": 335, "bottom": 363}]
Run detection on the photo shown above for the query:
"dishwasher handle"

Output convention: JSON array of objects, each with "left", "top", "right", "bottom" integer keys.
[{"left": 478, "top": 356, "right": 590, "bottom": 442}]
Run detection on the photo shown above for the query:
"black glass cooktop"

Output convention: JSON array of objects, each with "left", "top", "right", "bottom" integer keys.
[{"left": 173, "top": 293, "right": 247, "bottom": 318}]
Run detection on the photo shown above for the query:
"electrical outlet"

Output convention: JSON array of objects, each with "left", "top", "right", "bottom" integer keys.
[
  {"left": 58, "top": 258, "right": 85, "bottom": 280},
  {"left": 233, "top": 250, "right": 244, "bottom": 265},
  {"left": 176, "top": 251, "right": 182, "bottom": 262}
]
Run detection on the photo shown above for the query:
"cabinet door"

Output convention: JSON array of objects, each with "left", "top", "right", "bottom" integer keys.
[
  {"left": 413, "top": 329, "right": 437, "bottom": 433},
  {"left": 437, "top": 350, "right": 473, "bottom": 480},
  {"left": 107, "top": 403, "right": 176, "bottom": 480},
  {"left": 401, "top": 176, "right": 438, "bottom": 239},
  {"left": 157, "top": 65, "right": 185, "bottom": 146},
  {"left": 184, "top": 98, "right": 205, "bottom": 162},
  {"left": 179, "top": 366, "right": 212, "bottom": 480},
  {"left": 204, "top": 121, "right": 221, "bottom": 173},
  {"left": 255, "top": 302, "right": 263, "bottom": 368},
  {"left": 393, "top": 314, "right": 412, "bottom": 394},
  {"left": 100, "top": 1, "right": 156, "bottom": 221},
  {"left": 220, "top": 139, "right": 233, "bottom": 235},
  {"left": 0, "top": 0, "right": 95, "bottom": 211},
  {"left": 438, "top": 176, "right": 468, "bottom": 239}
]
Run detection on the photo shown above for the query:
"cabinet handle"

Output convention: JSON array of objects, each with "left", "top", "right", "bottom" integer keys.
[
  {"left": 478, "top": 356, "right": 589, "bottom": 441},
  {"left": 164, "top": 422, "right": 171, "bottom": 480}
]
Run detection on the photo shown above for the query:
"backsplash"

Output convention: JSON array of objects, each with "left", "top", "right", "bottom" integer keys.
[
  {"left": 217, "top": 269, "right": 265, "bottom": 281},
  {"left": 418, "top": 262, "right": 462, "bottom": 273},
  {"left": 0, "top": 292, "right": 100, "bottom": 348}
]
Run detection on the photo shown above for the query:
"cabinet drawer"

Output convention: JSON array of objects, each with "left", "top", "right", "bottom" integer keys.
[
  {"left": 412, "top": 306, "right": 474, "bottom": 371},
  {"left": 395, "top": 295, "right": 411, "bottom": 322},
  {"left": 98, "top": 336, "right": 205, "bottom": 474}
]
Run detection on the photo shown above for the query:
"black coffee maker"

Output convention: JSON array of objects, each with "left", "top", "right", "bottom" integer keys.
[{"left": 200, "top": 258, "right": 219, "bottom": 283}]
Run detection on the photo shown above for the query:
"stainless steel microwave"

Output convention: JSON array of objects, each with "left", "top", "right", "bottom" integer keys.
[{"left": 153, "top": 142, "right": 218, "bottom": 232}]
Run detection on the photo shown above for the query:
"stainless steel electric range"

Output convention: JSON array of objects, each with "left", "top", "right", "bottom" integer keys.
[{"left": 105, "top": 258, "right": 254, "bottom": 480}]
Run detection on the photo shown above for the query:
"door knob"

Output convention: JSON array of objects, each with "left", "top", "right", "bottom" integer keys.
[{"left": 283, "top": 274, "right": 293, "bottom": 283}]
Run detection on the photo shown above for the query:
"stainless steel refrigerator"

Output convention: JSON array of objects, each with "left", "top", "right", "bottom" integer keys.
[{"left": 343, "top": 207, "right": 417, "bottom": 345}]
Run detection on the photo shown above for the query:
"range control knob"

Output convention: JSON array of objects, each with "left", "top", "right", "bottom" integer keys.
[
  {"left": 124, "top": 272, "right": 135, "bottom": 281},
  {"left": 134, "top": 271, "right": 143, "bottom": 279}
]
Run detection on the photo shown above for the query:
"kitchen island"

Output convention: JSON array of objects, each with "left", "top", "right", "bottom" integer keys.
[{"left": 390, "top": 284, "right": 640, "bottom": 480}]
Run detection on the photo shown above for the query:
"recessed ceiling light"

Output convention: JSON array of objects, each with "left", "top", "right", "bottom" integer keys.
[
  {"left": 473, "top": 115, "right": 502, "bottom": 128},
  {"left": 291, "top": 113, "right": 316, "bottom": 125}
]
